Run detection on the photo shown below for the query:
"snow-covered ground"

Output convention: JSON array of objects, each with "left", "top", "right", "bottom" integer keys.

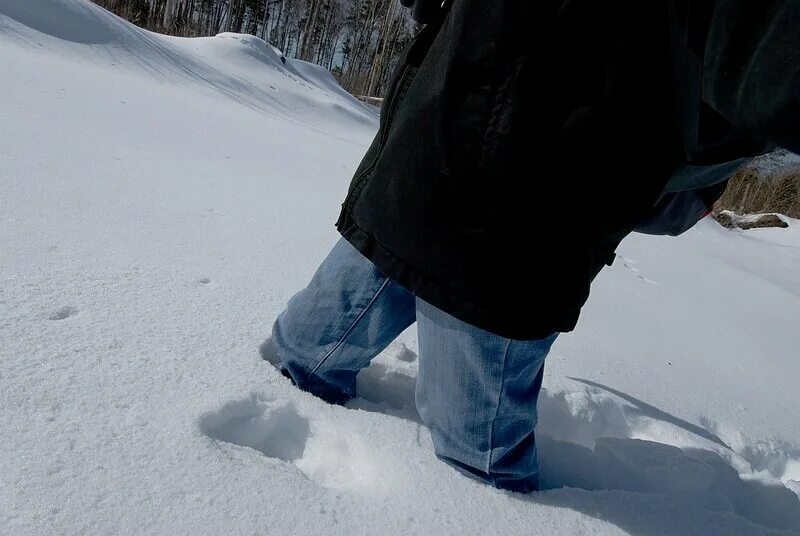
[{"left": 2, "top": 1, "right": 799, "bottom": 534}]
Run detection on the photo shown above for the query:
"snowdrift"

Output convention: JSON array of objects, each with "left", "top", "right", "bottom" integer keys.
[{"left": 0, "top": 0, "right": 376, "bottom": 130}]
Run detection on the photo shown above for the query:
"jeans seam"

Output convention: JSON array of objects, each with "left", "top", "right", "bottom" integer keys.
[
  {"left": 487, "top": 339, "right": 512, "bottom": 482},
  {"left": 308, "top": 277, "right": 391, "bottom": 376}
]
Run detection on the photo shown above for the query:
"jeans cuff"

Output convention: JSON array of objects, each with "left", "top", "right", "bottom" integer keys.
[{"left": 281, "top": 361, "right": 354, "bottom": 405}]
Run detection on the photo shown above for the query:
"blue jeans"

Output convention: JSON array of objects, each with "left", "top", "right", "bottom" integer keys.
[{"left": 271, "top": 239, "right": 557, "bottom": 492}]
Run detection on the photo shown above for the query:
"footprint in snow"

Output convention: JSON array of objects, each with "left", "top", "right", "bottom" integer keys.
[
  {"left": 392, "top": 343, "right": 417, "bottom": 363},
  {"left": 617, "top": 256, "right": 658, "bottom": 285},
  {"left": 49, "top": 306, "right": 78, "bottom": 320},
  {"left": 201, "top": 398, "right": 309, "bottom": 462},
  {"left": 200, "top": 395, "right": 381, "bottom": 492}
]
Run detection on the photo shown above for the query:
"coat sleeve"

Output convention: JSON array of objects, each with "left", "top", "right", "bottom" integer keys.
[
  {"left": 702, "top": 0, "right": 800, "bottom": 153},
  {"left": 634, "top": 182, "right": 727, "bottom": 236}
]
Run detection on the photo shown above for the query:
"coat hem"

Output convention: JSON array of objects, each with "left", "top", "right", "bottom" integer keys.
[{"left": 336, "top": 221, "right": 574, "bottom": 341}]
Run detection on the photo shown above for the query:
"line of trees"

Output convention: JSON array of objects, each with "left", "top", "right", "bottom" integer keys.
[
  {"left": 91, "top": 0, "right": 419, "bottom": 97},
  {"left": 716, "top": 166, "right": 800, "bottom": 219}
]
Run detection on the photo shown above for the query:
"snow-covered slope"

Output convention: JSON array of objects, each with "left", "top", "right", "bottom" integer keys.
[
  {"left": 0, "top": 0, "right": 376, "bottom": 131},
  {"left": 752, "top": 149, "right": 800, "bottom": 175},
  {"left": 2, "top": 1, "right": 799, "bottom": 535}
]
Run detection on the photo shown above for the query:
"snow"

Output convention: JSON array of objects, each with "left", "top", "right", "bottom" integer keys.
[
  {"left": 1, "top": 1, "right": 799, "bottom": 534},
  {"left": 719, "top": 211, "right": 792, "bottom": 228},
  {"left": 751, "top": 149, "right": 800, "bottom": 175}
]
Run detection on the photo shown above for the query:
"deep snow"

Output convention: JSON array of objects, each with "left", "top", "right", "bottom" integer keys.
[{"left": 1, "top": 1, "right": 799, "bottom": 535}]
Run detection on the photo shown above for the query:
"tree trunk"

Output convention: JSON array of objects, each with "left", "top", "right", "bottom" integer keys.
[{"left": 365, "top": 0, "right": 393, "bottom": 95}]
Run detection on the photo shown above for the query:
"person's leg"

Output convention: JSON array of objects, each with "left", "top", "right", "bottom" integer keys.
[
  {"left": 269, "top": 239, "right": 417, "bottom": 404},
  {"left": 415, "top": 299, "right": 557, "bottom": 493}
]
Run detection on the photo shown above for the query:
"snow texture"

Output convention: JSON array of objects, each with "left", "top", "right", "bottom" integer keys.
[
  {"left": 1, "top": 1, "right": 799, "bottom": 534},
  {"left": 750, "top": 149, "right": 800, "bottom": 175}
]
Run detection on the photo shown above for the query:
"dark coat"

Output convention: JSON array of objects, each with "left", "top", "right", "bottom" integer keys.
[{"left": 336, "top": 0, "right": 800, "bottom": 340}]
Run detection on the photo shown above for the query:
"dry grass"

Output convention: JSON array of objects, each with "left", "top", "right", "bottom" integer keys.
[{"left": 715, "top": 165, "right": 800, "bottom": 219}]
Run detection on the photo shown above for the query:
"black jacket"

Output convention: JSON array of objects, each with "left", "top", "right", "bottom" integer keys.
[{"left": 336, "top": 0, "right": 800, "bottom": 340}]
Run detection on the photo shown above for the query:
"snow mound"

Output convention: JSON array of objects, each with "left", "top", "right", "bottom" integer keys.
[
  {"left": 212, "top": 32, "right": 287, "bottom": 67},
  {"left": 0, "top": 0, "right": 118, "bottom": 44},
  {"left": 751, "top": 149, "right": 800, "bottom": 175},
  {"left": 0, "top": 0, "right": 376, "bottom": 131}
]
